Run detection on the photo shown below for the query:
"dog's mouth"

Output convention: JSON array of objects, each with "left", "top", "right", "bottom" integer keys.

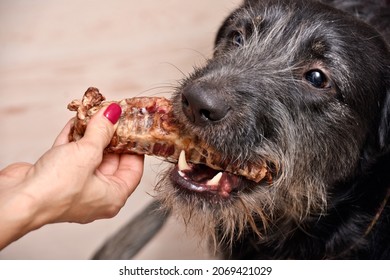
[{"left": 170, "top": 150, "right": 245, "bottom": 198}]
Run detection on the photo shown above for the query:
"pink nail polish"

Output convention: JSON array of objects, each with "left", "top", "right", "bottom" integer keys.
[{"left": 104, "top": 103, "right": 122, "bottom": 124}]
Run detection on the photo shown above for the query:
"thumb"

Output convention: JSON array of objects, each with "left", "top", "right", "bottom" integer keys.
[{"left": 81, "top": 103, "right": 122, "bottom": 151}]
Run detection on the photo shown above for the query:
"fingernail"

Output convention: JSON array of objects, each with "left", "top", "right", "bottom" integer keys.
[{"left": 104, "top": 103, "right": 122, "bottom": 124}]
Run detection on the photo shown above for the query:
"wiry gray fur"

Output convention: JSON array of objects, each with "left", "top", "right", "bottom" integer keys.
[{"left": 94, "top": 0, "right": 390, "bottom": 259}]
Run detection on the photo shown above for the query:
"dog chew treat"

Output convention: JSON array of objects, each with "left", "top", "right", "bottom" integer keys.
[{"left": 68, "top": 87, "right": 268, "bottom": 182}]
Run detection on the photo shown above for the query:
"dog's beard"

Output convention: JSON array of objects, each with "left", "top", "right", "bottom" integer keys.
[
  {"left": 155, "top": 171, "right": 270, "bottom": 251},
  {"left": 155, "top": 157, "right": 330, "bottom": 254},
  {"left": 154, "top": 100, "right": 335, "bottom": 254}
]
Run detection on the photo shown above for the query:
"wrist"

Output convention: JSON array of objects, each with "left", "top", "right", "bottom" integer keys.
[{"left": 0, "top": 182, "right": 47, "bottom": 249}]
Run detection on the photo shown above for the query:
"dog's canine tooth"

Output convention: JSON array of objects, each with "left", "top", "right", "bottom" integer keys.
[
  {"left": 178, "top": 170, "right": 186, "bottom": 178},
  {"left": 178, "top": 150, "right": 191, "bottom": 171},
  {"left": 89, "top": 0, "right": 390, "bottom": 261},
  {"left": 206, "top": 172, "right": 223, "bottom": 186}
]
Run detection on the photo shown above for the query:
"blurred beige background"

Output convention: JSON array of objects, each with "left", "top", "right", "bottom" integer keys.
[{"left": 0, "top": 0, "right": 241, "bottom": 259}]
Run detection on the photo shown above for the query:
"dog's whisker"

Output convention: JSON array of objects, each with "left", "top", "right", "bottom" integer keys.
[
  {"left": 133, "top": 84, "right": 177, "bottom": 97},
  {"left": 93, "top": 0, "right": 390, "bottom": 260},
  {"left": 159, "top": 61, "right": 189, "bottom": 79}
]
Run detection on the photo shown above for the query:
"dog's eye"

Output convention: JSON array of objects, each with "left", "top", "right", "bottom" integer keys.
[
  {"left": 231, "top": 31, "right": 244, "bottom": 47},
  {"left": 305, "top": 70, "right": 329, "bottom": 88}
]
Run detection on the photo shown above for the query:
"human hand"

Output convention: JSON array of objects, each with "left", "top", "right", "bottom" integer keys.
[{"left": 0, "top": 103, "right": 144, "bottom": 249}]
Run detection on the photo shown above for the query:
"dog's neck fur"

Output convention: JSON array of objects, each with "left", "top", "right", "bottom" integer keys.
[{"left": 223, "top": 152, "right": 390, "bottom": 259}]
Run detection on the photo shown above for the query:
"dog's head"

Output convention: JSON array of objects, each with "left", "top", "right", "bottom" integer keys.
[{"left": 157, "top": 0, "right": 390, "bottom": 247}]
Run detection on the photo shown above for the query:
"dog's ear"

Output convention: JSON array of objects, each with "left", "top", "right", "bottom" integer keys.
[{"left": 379, "top": 87, "right": 390, "bottom": 152}]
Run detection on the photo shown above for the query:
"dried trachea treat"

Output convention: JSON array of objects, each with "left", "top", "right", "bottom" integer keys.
[{"left": 68, "top": 87, "right": 269, "bottom": 182}]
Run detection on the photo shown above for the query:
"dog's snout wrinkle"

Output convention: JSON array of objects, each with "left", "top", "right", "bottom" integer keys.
[{"left": 181, "top": 83, "right": 230, "bottom": 125}]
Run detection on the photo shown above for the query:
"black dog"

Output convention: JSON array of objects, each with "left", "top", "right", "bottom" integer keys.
[{"left": 94, "top": 0, "right": 390, "bottom": 260}]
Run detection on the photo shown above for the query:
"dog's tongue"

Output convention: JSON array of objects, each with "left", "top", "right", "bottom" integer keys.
[{"left": 170, "top": 151, "right": 241, "bottom": 198}]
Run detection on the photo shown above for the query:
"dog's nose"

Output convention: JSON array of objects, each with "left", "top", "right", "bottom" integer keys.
[{"left": 181, "top": 83, "right": 230, "bottom": 125}]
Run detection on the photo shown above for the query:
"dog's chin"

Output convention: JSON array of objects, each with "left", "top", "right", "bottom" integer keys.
[{"left": 158, "top": 162, "right": 273, "bottom": 250}]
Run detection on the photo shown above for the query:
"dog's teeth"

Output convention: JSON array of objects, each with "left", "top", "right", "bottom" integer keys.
[
  {"left": 178, "top": 150, "right": 191, "bottom": 171},
  {"left": 207, "top": 172, "right": 223, "bottom": 186}
]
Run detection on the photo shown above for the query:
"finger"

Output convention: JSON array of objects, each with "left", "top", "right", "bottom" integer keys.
[
  {"left": 81, "top": 103, "right": 122, "bottom": 151},
  {"left": 98, "top": 153, "right": 120, "bottom": 176},
  {"left": 113, "top": 154, "right": 144, "bottom": 195},
  {"left": 53, "top": 118, "right": 75, "bottom": 147}
]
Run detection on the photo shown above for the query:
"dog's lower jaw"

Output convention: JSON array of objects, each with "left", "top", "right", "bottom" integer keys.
[
  {"left": 156, "top": 173, "right": 266, "bottom": 250},
  {"left": 156, "top": 165, "right": 329, "bottom": 259}
]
